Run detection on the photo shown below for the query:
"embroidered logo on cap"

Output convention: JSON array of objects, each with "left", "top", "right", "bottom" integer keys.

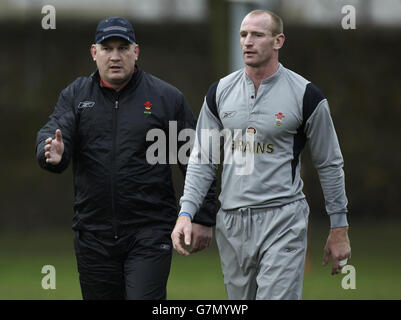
[{"left": 102, "top": 26, "right": 128, "bottom": 32}]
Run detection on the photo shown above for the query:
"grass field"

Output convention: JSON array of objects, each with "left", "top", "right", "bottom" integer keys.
[{"left": 0, "top": 219, "right": 400, "bottom": 300}]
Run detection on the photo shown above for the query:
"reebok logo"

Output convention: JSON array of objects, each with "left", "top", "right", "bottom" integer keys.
[
  {"left": 78, "top": 101, "right": 95, "bottom": 109},
  {"left": 222, "top": 111, "right": 237, "bottom": 119}
]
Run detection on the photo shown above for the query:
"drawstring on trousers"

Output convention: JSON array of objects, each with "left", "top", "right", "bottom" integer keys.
[{"left": 239, "top": 207, "right": 252, "bottom": 241}]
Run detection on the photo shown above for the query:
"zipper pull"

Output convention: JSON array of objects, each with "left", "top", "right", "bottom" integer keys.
[{"left": 115, "top": 101, "right": 119, "bottom": 109}]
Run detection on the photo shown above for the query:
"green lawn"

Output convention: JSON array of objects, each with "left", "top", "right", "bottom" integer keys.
[{"left": 0, "top": 220, "right": 400, "bottom": 300}]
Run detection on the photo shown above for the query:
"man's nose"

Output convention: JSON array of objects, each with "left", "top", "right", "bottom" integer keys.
[
  {"left": 243, "top": 35, "right": 253, "bottom": 47},
  {"left": 110, "top": 49, "right": 122, "bottom": 60}
]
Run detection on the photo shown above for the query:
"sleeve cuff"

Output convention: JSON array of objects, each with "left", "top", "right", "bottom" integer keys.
[
  {"left": 180, "top": 201, "right": 198, "bottom": 218},
  {"left": 330, "top": 213, "right": 349, "bottom": 228}
]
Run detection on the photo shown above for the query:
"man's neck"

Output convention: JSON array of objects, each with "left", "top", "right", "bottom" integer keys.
[
  {"left": 100, "top": 75, "right": 132, "bottom": 92},
  {"left": 100, "top": 67, "right": 137, "bottom": 92},
  {"left": 245, "top": 60, "right": 279, "bottom": 95}
]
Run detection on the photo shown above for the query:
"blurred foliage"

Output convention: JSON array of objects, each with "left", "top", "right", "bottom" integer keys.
[{"left": 0, "top": 17, "right": 400, "bottom": 230}]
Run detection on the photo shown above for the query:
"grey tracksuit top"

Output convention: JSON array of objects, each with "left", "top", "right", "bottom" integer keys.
[{"left": 180, "top": 64, "right": 348, "bottom": 227}]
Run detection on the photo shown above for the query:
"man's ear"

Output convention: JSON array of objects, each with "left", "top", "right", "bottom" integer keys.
[
  {"left": 274, "top": 33, "right": 285, "bottom": 50},
  {"left": 90, "top": 44, "right": 97, "bottom": 61},
  {"left": 134, "top": 44, "right": 140, "bottom": 61}
]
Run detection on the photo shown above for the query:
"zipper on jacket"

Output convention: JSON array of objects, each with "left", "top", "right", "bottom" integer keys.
[{"left": 111, "top": 100, "right": 119, "bottom": 239}]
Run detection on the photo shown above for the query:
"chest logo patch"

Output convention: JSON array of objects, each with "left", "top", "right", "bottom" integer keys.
[
  {"left": 78, "top": 101, "right": 95, "bottom": 109},
  {"left": 275, "top": 112, "right": 285, "bottom": 127},
  {"left": 222, "top": 111, "right": 237, "bottom": 119},
  {"left": 144, "top": 101, "right": 152, "bottom": 114},
  {"left": 246, "top": 127, "right": 257, "bottom": 135}
]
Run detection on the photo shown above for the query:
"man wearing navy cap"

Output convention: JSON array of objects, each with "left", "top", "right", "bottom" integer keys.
[{"left": 36, "top": 17, "right": 217, "bottom": 300}]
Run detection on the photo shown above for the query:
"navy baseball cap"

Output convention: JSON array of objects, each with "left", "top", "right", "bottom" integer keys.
[{"left": 95, "top": 17, "right": 136, "bottom": 44}]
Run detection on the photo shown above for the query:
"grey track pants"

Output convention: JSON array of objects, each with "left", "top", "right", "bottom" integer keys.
[{"left": 215, "top": 199, "right": 309, "bottom": 300}]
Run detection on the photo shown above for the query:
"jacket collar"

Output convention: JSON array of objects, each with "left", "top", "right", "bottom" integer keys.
[{"left": 91, "top": 65, "right": 143, "bottom": 93}]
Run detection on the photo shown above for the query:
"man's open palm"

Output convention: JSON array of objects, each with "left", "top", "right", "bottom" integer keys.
[{"left": 44, "top": 129, "right": 64, "bottom": 165}]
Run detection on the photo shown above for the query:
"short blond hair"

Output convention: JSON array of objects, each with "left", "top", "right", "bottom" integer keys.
[{"left": 246, "top": 10, "right": 283, "bottom": 36}]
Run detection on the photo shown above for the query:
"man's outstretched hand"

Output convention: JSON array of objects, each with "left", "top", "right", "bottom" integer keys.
[{"left": 44, "top": 129, "right": 64, "bottom": 165}]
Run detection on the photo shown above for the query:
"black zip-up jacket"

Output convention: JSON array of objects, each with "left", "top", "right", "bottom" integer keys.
[{"left": 36, "top": 67, "right": 217, "bottom": 236}]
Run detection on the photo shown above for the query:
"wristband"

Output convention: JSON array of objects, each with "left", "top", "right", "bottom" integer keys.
[{"left": 179, "top": 212, "right": 193, "bottom": 220}]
